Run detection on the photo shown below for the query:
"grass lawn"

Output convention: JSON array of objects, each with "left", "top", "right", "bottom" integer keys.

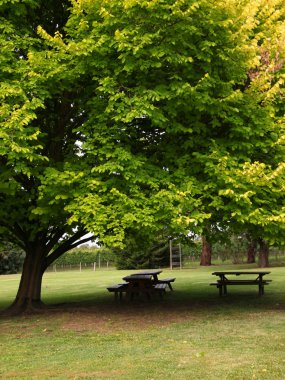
[{"left": 1, "top": 264, "right": 285, "bottom": 379}]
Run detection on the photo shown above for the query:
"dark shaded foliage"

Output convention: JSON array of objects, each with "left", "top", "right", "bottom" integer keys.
[{"left": 0, "top": 243, "right": 25, "bottom": 274}]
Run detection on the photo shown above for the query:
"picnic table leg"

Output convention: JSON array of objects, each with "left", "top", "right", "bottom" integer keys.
[
  {"left": 258, "top": 275, "right": 265, "bottom": 296},
  {"left": 221, "top": 275, "right": 227, "bottom": 295},
  {"left": 258, "top": 283, "right": 264, "bottom": 296}
]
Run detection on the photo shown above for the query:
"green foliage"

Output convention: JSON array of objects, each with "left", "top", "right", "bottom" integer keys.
[
  {"left": 114, "top": 230, "right": 197, "bottom": 269},
  {"left": 114, "top": 231, "right": 170, "bottom": 269},
  {"left": 61, "top": 0, "right": 284, "bottom": 246},
  {"left": 1, "top": 0, "right": 284, "bottom": 252},
  {"left": 182, "top": 240, "right": 202, "bottom": 261},
  {"left": 54, "top": 246, "right": 114, "bottom": 266},
  {"left": 212, "top": 235, "right": 248, "bottom": 263},
  {"left": 0, "top": 242, "right": 25, "bottom": 274}
]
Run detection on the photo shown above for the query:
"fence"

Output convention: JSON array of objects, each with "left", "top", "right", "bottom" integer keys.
[{"left": 47, "top": 261, "right": 115, "bottom": 272}]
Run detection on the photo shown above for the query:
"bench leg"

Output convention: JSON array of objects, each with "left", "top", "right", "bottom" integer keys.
[
  {"left": 113, "top": 291, "right": 124, "bottom": 301},
  {"left": 218, "top": 285, "right": 222, "bottom": 297},
  {"left": 258, "top": 284, "right": 265, "bottom": 296},
  {"left": 168, "top": 283, "right": 173, "bottom": 291},
  {"left": 127, "top": 291, "right": 140, "bottom": 301}
]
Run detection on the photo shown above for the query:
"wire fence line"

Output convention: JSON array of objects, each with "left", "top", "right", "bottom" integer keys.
[
  {"left": 45, "top": 249, "right": 285, "bottom": 272},
  {"left": 47, "top": 261, "right": 115, "bottom": 272}
]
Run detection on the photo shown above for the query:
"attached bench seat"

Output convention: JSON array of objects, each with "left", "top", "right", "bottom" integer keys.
[
  {"left": 153, "top": 283, "right": 167, "bottom": 297},
  {"left": 107, "top": 282, "right": 168, "bottom": 300},
  {"left": 107, "top": 283, "right": 128, "bottom": 300},
  {"left": 216, "top": 279, "right": 272, "bottom": 285},
  {"left": 156, "top": 277, "right": 176, "bottom": 291},
  {"left": 210, "top": 279, "right": 272, "bottom": 296}
]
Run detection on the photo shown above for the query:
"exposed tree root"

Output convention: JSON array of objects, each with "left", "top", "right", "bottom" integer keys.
[{"left": 1, "top": 299, "right": 48, "bottom": 317}]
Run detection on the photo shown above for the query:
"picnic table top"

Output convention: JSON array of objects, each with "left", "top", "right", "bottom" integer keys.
[
  {"left": 122, "top": 274, "right": 153, "bottom": 282},
  {"left": 130, "top": 270, "right": 163, "bottom": 276},
  {"left": 212, "top": 271, "right": 271, "bottom": 276}
]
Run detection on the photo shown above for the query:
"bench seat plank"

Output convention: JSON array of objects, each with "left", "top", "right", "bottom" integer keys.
[
  {"left": 157, "top": 277, "right": 176, "bottom": 290},
  {"left": 210, "top": 278, "right": 271, "bottom": 296},
  {"left": 217, "top": 280, "right": 271, "bottom": 285},
  {"left": 107, "top": 283, "right": 128, "bottom": 300},
  {"left": 154, "top": 283, "right": 167, "bottom": 297}
]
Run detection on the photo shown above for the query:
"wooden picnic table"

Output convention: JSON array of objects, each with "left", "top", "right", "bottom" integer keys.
[
  {"left": 211, "top": 271, "right": 272, "bottom": 296},
  {"left": 107, "top": 270, "right": 176, "bottom": 300},
  {"left": 130, "top": 270, "right": 162, "bottom": 282},
  {"left": 122, "top": 274, "right": 155, "bottom": 300},
  {"left": 130, "top": 270, "right": 176, "bottom": 290}
]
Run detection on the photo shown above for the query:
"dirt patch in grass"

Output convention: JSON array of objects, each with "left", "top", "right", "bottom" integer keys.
[
  {"left": 0, "top": 301, "right": 197, "bottom": 335},
  {"left": 60, "top": 307, "right": 193, "bottom": 333},
  {"left": 49, "top": 300, "right": 197, "bottom": 333}
]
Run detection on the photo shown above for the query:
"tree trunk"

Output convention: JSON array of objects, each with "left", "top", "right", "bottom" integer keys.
[
  {"left": 247, "top": 239, "right": 256, "bottom": 263},
  {"left": 7, "top": 248, "right": 46, "bottom": 314},
  {"left": 258, "top": 238, "right": 269, "bottom": 268},
  {"left": 4, "top": 230, "right": 93, "bottom": 315},
  {"left": 200, "top": 236, "right": 212, "bottom": 266}
]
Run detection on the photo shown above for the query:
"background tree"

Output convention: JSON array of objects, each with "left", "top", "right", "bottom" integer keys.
[
  {"left": 246, "top": 234, "right": 257, "bottom": 264},
  {"left": 197, "top": 0, "right": 285, "bottom": 267},
  {"left": 0, "top": 242, "right": 24, "bottom": 275}
]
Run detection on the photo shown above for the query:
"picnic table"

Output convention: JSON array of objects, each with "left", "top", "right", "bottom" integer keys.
[
  {"left": 122, "top": 274, "right": 160, "bottom": 300},
  {"left": 132, "top": 270, "right": 162, "bottom": 281},
  {"left": 130, "top": 270, "right": 175, "bottom": 290},
  {"left": 210, "top": 271, "right": 272, "bottom": 296},
  {"left": 107, "top": 270, "right": 176, "bottom": 300}
]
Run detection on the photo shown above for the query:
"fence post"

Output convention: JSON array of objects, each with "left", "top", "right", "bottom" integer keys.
[
  {"left": 93, "top": 262, "right": 96, "bottom": 271},
  {"left": 80, "top": 262, "right": 82, "bottom": 272},
  {"left": 179, "top": 243, "right": 182, "bottom": 269},
  {"left": 169, "top": 240, "right": 173, "bottom": 270}
]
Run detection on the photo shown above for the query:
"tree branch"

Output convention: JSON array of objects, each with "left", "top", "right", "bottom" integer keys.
[{"left": 43, "top": 230, "right": 94, "bottom": 270}]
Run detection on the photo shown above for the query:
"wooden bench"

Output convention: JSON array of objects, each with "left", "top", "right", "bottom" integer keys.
[
  {"left": 153, "top": 283, "right": 167, "bottom": 297},
  {"left": 210, "top": 279, "right": 272, "bottom": 296},
  {"left": 156, "top": 277, "right": 176, "bottom": 291},
  {"left": 107, "top": 283, "right": 128, "bottom": 300},
  {"left": 126, "top": 283, "right": 168, "bottom": 300},
  {"left": 107, "top": 282, "right": 167, "bottom": 301}
]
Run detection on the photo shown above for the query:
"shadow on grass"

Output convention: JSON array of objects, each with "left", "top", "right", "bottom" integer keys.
[{"left": 37, "top": 285, "right": 284, "bottom": 320}]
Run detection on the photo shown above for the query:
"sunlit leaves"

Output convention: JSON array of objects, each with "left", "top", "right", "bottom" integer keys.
[{"left": 1, "top": 0, "right": 284, "bottom": 251}]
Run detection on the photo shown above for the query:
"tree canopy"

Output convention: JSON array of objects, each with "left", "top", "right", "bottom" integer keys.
[{"left": 0, "top": 0, "right": 284, "bottom": 312}]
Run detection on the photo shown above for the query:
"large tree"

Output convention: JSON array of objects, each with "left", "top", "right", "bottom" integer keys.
[
  {"left": 0, "top": 0, "right": 96, "bottom": 312},
  {"left": 1, "top": 0, "right": 284, "bottom": 313},
  {"left": 209, "top": 0, "right": 285, "bottom": 266}
]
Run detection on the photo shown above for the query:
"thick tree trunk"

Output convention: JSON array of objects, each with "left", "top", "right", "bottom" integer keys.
[
  {"left": 4, "top": 230, "right": 92, "bottom": 315},
  {"left": 258, "top": 238, "right": 270, "bottom": 268},
  {"left": 200, "top": 236, "right": 212, "bottom": 266},
  {"left": 7, "top": 248, "right": 46, "bottom": 314},
  {"left": 247, "top": 239, "right": 256, "bottom": 264}
]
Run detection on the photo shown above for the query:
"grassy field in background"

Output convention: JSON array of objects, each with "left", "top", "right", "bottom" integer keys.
[{"left": 1, "top": 264, "right": 285, "bottom": 379}]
